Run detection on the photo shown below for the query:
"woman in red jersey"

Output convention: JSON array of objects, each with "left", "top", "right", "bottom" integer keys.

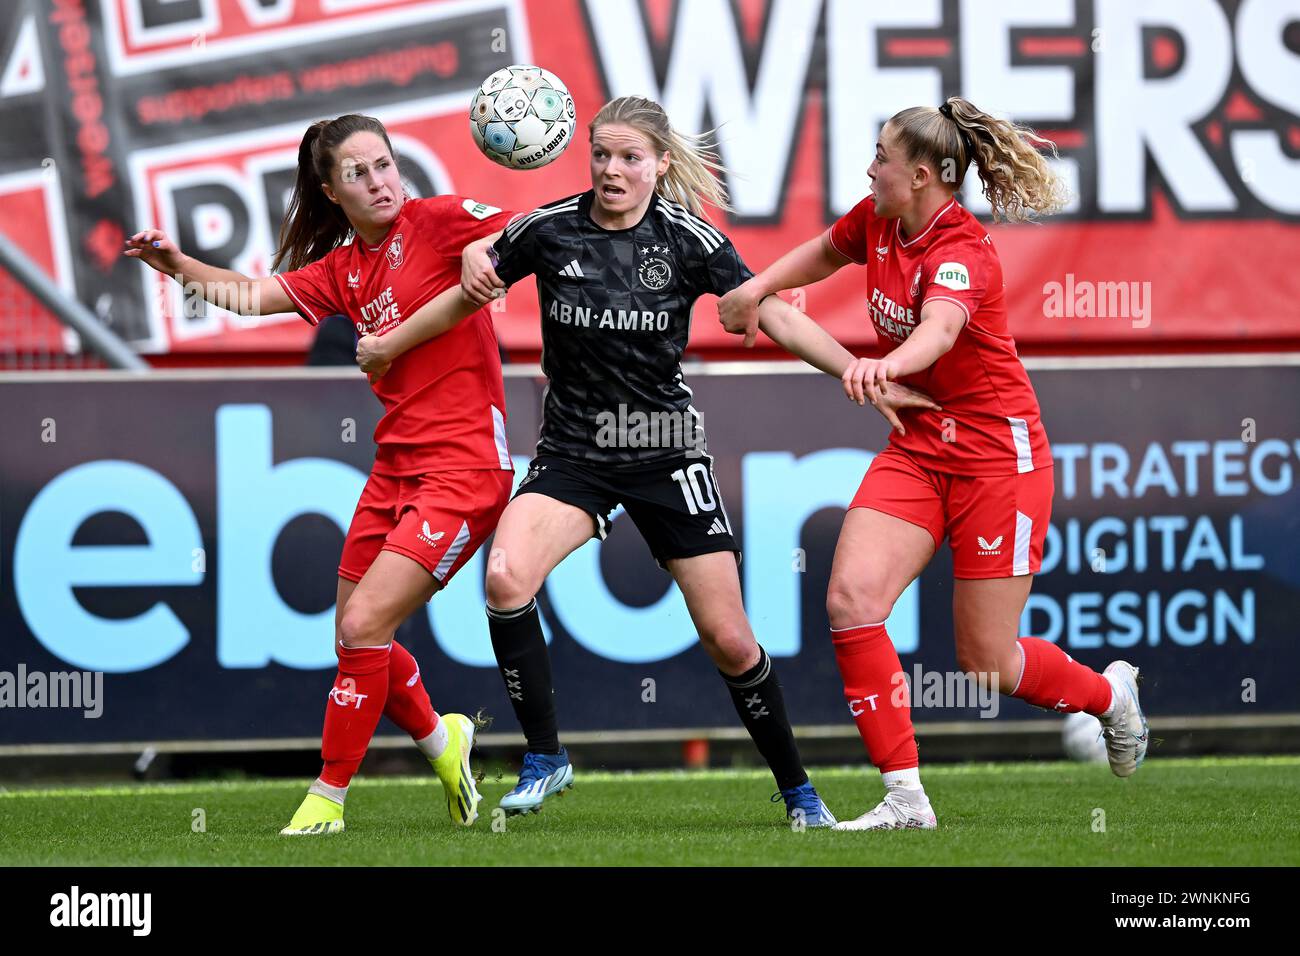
[
  {"left": 125, "top": 114, "right": 516, "bottom": 834},
  {"left": 719, "top": 97, "right": 1149, "bottom": 830}
]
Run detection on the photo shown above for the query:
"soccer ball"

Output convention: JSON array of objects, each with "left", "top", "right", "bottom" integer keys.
[
  {"left": 470, "top": 65, "right": 576, "bottom": 170},
  {"left": 1061, "top": 711, "right": 1108, "bottom": 764}
]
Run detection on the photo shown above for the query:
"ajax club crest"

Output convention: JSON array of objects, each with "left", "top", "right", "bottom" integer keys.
[{"left": 638, "top": 245, "right": 672, "bottom": 291}]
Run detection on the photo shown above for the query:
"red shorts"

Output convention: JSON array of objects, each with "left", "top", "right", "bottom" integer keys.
[
  {"left": 849, "top": 447, "right": 1054, "bottom": 580},
  {"left": 338, "top": 469, "right": 513, "bottom": 586}
]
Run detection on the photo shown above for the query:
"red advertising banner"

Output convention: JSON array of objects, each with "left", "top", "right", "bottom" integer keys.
[{"left": 2, "top": 0, "right": 1297, "bottom": 361}]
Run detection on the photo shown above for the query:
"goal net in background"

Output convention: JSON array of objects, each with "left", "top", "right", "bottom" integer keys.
[{"left": 0, "top": 267, "right": 103, "bottom": 371}]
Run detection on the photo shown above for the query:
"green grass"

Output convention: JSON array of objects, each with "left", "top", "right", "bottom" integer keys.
[{"left": 2, "top": 757, "right": 1298, "bottom": 866}]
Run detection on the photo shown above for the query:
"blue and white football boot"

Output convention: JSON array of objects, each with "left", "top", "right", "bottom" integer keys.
[
  {"left": 498, "top": 748, "right": 575, "bottom": 815},
  {"left": 774, "top": 780, "right": 838, "bottom": 828}
]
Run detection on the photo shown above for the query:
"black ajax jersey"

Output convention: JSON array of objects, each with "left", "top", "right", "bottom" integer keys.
[{"left": 491, "top": 189, "right": 753, "bottom": 465}]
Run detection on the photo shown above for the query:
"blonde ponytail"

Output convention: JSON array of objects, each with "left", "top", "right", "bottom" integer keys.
[
  {"left": 589, "top": 96, "right": 731, "bottom": 216},
  {"left": 890, "top": 97, "right": 1069, "bottom": 222}
]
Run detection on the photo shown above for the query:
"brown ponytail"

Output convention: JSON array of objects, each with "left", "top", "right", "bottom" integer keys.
[
  {"left": 274, "top": 114, "right": 398, "bottom": 271},
  {"left": 889, "top": 97, "right": 1069, "bottom": 223}
]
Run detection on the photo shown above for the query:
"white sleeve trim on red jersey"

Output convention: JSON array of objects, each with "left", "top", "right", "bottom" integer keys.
[
  {"left": 920, "top": 294, "right": 971, "bottom": 331},
  {"left": 827, "top": 227, "right": 866, "bottom": 265},
  {"left": 274, "top": 273, "right": 322, "bottom": 326}
]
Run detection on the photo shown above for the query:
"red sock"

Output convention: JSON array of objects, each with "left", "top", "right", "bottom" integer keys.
[
  {"left": 830, "top": 623, "right": 918, "bottom": 772},
  {"left": 384, "top": 641, "right": 438, "bottom": 740},
  {"left": 1012, "top": 637, "right": 1112, "bottom": 715},
  {"left": 320, "top": 642, "right": 391, "bottom": 788}
]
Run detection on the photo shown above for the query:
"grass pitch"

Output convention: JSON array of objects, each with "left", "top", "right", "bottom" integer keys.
[{"left": 2, "top": 757, "right": 1297, "bottom": 866}]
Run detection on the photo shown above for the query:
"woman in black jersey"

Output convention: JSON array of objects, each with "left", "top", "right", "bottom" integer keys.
[
  {"left": 366, "top": 96, "right": 936, "bottom": 825},
  {"left": 469, "top": 96, "right": 841, "bottom": 825}
]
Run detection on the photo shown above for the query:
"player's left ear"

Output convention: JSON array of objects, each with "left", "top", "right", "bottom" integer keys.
[
  {"left": 655, "top": 149, "right": 671, "bottom": 180},
  {"left": 321, "top": 182, "right": 340, "bottom": 205},
  {"left": 912, "top": 162, "right": 935, "bottom": 191}
]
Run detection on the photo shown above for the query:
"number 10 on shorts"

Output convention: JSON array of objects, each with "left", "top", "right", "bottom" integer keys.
[{"left": 671, "top": 463, "right": 717, "bottom": 514}]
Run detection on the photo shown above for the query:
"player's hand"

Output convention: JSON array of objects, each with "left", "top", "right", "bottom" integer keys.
[
  {"left": 867, "top": 382, "right": 940, "bottom": 436},
  {"left": 461, "top": 237, "right": 505, "bottom": 307},
  {"left": 717, "top": 280, "right": 763, "bottom": 348},
  {"left": 842, "top": 357, "right": 900, "bottom": 407},
  {"left": 123, "top": 229, "right": 185, "bottom": 274},
  {"left": 355, "top": 334, "right": 392, "bottom": 376}
]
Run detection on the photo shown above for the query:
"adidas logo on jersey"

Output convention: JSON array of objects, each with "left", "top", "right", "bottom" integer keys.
[
  {"left": 418, "top": 521, "right": 446, "bottom": 548},
  {"left": 706, "top": 518, "right": 728, "bottom": 536},
  {"left": 977, "top": 534, "right": 1003, "bottom": 555},
  {"left": 558, "top": 259, "right": 584, "bottom": 279}
]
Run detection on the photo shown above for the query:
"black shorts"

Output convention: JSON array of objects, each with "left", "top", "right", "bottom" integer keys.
[{"left": 514, "top": 452, "right": 739, "bottom": 568}]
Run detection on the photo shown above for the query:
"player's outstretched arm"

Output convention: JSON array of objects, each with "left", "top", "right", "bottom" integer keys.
[
  {"left": 755, "top": 294, "right": 855, "bottom": 377},
  {"left": 123, "top": 228, "right": 290, "bottom": 316},
  {"left": 354, "top": 284, "right": 481, "bottom": 377},
  {"left": 760, "top": 296, "right": 940, "bottom": 434},
  {"left": 720, "top": 230, "right": 852, "bottom": 348}
]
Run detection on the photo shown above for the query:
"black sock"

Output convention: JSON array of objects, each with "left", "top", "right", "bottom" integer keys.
[
  {"left": 487, "top": 599, "right": 561, "bottom": 754},
  {"left": 721, "top": 646, "right": 808, "bottom": 791}
]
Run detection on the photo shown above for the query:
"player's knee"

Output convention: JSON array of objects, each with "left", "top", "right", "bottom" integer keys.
[
  {"left": 826, "top": 580, "right": 892, "bottom": 630},
  {"left": 338, "top": 602, "right": 388, "bottom": 648},
  {"left": 485, "top": 563, "right": 535, "bottom": 609},
  {"left": 699, "top": 626, "right": 754, "bottom": 671}
]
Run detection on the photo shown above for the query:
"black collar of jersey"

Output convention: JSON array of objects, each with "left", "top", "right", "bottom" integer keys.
[{"left": 578, "top": 189, "right": 661, "bottom": 234}]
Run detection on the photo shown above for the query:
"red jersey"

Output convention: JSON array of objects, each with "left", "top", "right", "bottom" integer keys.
[
  {"left": 277, "top": 195, "right": 516, "bottom": 476},
  {"left": 829, "top": 196, "right": 1051, "bottom": 477}
]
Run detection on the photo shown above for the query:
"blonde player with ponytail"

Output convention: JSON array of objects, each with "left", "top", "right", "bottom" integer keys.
[{"left": 718, "top": 97, "right": 1148, "bottom": 831}]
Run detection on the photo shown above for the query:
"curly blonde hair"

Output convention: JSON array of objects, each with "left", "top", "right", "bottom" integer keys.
[{"left": 889, "top": 97, "right": 1069, "bottom": 222}]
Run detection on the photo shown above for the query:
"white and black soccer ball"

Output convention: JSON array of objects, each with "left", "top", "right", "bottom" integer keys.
[
  {"left": 1061, "top": 711, "right": 1109, "bottom": 764},
  {"left": 470, "top": 65, "right": 576, "bottom": 170}
]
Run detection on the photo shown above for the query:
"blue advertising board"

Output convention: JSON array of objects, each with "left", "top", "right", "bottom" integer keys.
[{"left": 1, "top": 361, "right": 1297, "bottom": 746}]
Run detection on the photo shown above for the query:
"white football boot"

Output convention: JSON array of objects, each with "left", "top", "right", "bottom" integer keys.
[
  {"left": 833, "top": 787, "right": 937, "bottom": 831},
  {"left": 1099, "top": 660, "right": 1149, "bottom": 777}
]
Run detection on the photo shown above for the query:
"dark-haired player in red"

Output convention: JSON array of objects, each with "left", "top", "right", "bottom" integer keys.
[
  {"left": 127, "top": 114, "right": 516, "bottom": 834},
  {"left": 720, "top": 97, "right": 1149, "bottom": 830}
]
